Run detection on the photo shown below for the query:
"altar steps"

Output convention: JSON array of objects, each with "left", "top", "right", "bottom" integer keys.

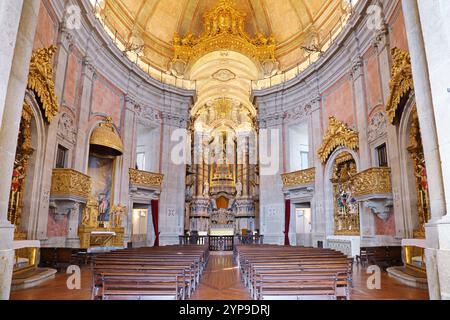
[{"left": 11, "top": 268, "right": 57, "bottom": 291}]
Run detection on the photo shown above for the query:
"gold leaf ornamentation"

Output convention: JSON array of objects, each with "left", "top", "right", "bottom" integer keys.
[
  {"left": 129, "top": 168, "right": 164, "bottom": 189},
  {"left": 317, "top": 117, "right": 359, "bottom": 164},
  {"left": 27, "top": 46, "right": 59, "bottom": 124},
  {"left": 386, "top": 48, "right": 414, "bottom": 124},
  {"left": 351, "top": 167, "right": 392, "bottom": 197},
  {"left": 281, "top": 168, "right": 315, "bottom": 188},
  {"left": 50, "top": 169, "right": 92, "bottom": 200},
  {"left": 173, "top": 0, "right": 276, "bottom": 66}
]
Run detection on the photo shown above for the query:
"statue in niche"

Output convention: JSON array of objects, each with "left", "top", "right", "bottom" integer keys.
[
  {"left": 203, "top": 182, "right": 210, "bottom": 197},
  {"left": 236, "top": 179, "right": 242, "bottom": 197},
  {"left": 98, "top": 193, "right": 110, "bottom": 222}
]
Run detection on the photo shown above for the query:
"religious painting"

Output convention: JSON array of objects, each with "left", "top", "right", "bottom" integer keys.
[
  {"left": 88, "top": 155, "right": 114, "bottom": 223},
  {"left": 332, "top": 152, "right": 360, "bottom": 235}
]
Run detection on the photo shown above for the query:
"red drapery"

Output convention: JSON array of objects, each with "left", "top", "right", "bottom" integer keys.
[
  {"left": 284, "top": 199, "right": 291, "bottom": 246},
  {"left": 151, "top": 200, "right": 159, "bottom": 247}
]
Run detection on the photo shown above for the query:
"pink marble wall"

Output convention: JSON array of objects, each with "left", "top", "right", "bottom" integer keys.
[
  {"left": 63, "top": 52, "right": 82, "bottom": 108},
  {"left": 375, "top": 208, "right": 396, "bottom": 236},
  {"left": 363, "top": 47, "right": 383, "bottom": 109},
  {"left": 322, "top": 74, "right": 355, "bottom": 127},
  {"left": 33, "top": 1, "right": 57, "bottom": 49},
  {"left": 389, "top": 2, "right": 409, "bottom": 51},
  {"left": 47, "top": 211, "right": 68, "bottom": 237},
  {"left": 91, "top": 75, "right": 123, "bottom": 127}
]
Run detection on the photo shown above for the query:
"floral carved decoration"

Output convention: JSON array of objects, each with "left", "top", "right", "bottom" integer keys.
[
  {"left": 317, "top": 117, "right": 359, "bottom": 164},
  {"left": 386, "top": 48, "right": 414, "bottom": 124},
  {"left": 27, "top": 46, "right": 59, "bottom": 124}
]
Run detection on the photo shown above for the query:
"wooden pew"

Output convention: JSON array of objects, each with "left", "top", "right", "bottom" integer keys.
[
  {"left": 236, "top": 245, "right": 353, "bottom": 300},
  {"left": 90, "top": 245, "right": 209, "bottom": 300}
]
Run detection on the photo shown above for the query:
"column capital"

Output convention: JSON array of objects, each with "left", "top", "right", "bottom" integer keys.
[
  {"left": 57, "top": 26, "right": 74, "bottom": 52},
  {"left": 371, "top": 24, "right": 390, "bottom": 53},
  {"left": 350, "top": 56, "right": 364, "bottom": 80},
  {"left": 82, "top": 57, "right": 96, "bottom": 80}
]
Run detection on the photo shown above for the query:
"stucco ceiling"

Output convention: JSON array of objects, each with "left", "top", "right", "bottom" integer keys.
[{"left": 98, "top": 0, "right": 350, "bottom": 72}]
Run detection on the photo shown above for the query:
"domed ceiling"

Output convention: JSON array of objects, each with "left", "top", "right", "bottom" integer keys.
[{"left": 96, "top": 0, "right": 352, "bottom": 73}]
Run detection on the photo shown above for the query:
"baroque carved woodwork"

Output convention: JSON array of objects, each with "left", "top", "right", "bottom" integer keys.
[
  {"left": 129, "top": 168, "right": 164, "bottom": 189},
  {"left": 351, "top": 167, "right": 392, "bottom": 198},
  {"left": 386, "top": 48, "right": 414, "bottom": 124},
  {"left": 8, "top": 103, "right": 34, "bottom": 240},
  {"left": 281, "top": 168, "right": 316, "bottom": 189},
  {"left": 408, "top": 107, "right": 430, "bottom": 238},
  {"left": 50, "top": 168, "right": 92, "bottom": 200},
  {"left": 317, "top": 117, "right": 359, "bottom": 164},
  {"left": 27, "top": 46, "right": 59, "bottom": 124},
  {"left": 172, "top": 0, "right": 277, "bottom": 70}
]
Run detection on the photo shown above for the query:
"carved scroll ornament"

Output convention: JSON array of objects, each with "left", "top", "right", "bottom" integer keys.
[
  {"left": 317, "top": 117, "right": 359, "bottom": 164},
  {"left": 27, "top": 46, "right": 59, "bottom": 124},
  {"left": 386, "top": 48, "right": 414, "bottom": 124}
]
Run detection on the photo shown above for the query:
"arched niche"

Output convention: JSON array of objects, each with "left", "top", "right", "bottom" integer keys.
[
  {"left": 84, "top": 117, "right": 123, "bottom": 228},
  {"left": 17, "top": 93, "right": 47, "bottom": 239},
  {"left": 323, "top": 147, "right": 361, "bottom": 236},
  {"left": 398, "top": 94, "right": 428, "bottom": 238}
]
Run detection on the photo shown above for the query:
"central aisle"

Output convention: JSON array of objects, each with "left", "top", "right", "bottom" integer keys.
[{"left": 190, "top": 252, "right": 251, "bottom": 300}]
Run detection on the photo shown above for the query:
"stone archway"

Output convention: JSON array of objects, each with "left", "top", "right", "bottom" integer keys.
[
  {"left": 323, "top": 147, "right": 361, "bottom": 236},
  {"left": 398, "top": 95, "right": 429, "bottom": 238}
]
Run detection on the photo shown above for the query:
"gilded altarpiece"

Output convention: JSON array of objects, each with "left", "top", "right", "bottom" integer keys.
[
  {"left": 332, "top": 153, "right": 360, "bottom": 235},
  {"left": 8, "top": 103, "right": 34, "bottom": 240},
  {"left": 408, "top": 107, "right": 430, "bottom": 238}
]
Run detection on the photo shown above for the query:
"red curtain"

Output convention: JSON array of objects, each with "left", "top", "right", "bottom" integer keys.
[
  {"left": 151, "top": 200, "right": 159, "bottom": 247},
  {"left": 284, "top": 199, "right": 291, "bottom": 246}
]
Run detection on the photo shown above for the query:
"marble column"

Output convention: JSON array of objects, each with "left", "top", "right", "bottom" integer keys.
[
  {"left": 401, "top": 0, "right": 446, "bottom": 222},
  {"left": 158, "top": 114, "right": 188, "bottom": 245},
  {"left": 119, "top": 98, "right": 136, "bottom": 243},
  {"left": 36, "top": 37, "right": 72, "bottom": 242},
  {"left": 0, "top": 0, "right": 40, "bottom": 300},
  {"left": 73, "top": 58, "right": 96, "bottom": 172},
  {"left": 374, "top": 26, "right": 409, "bottom": 239},
  {"left": 310, "top": 95, "right": 326, "bottom": 246},
  {"left": 415, "top": 0, "right": 450, "bottom": 300},
  {"left": 402, "top": 0, "right": 449, "bottom": 300},
  {"left": 351, "top": 55, "right": 376, "bottom": 242},
  {"left": 258, "top": 117, "right": 285, "bottom": 245},
  {"left": 351, "top": 56, "right": 371, "bottom": 170},
  {"left": 0, "top": 0, "right": 24, "bottom": 123}
]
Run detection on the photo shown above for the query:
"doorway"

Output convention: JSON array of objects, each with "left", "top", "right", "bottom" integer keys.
[
  {"left": 295, "top": 203, "right": 312, "bottom": 246},
  {"left": 131, "top": 204, "right": 154, "bottom": 247}
]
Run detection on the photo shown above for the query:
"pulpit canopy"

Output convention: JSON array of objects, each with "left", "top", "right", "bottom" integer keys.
[{"left": 90, "top": 117, "right": 124, "bottom": 157}]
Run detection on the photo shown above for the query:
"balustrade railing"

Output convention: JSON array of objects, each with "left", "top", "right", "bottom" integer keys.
[
  {"left": 209, "top": 236, "right": 234, "bottom": 252},
  {"left": 236, "top": 235, "right": 264, "bottom": 245},
  {"left": 178, "top": 235, "right": 209, "bottom": 246},
  {"left": 179, "top": 234, "right": 264, "bottom": 251}
]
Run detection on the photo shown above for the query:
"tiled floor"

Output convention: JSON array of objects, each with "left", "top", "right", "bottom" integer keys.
[{"left": 10, "top": 252, "right": 429, "bottom": 300}]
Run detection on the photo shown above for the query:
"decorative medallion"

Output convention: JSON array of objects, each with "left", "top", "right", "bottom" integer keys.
[
  {"left": 368, "top": 111, "right": 387, "bottom": 143},
  {"left": 57, "top": 112, "right": 77, "bottom": 144},
  {"left": 212, "top": 69, "right": 236, "bottom": 82}
]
